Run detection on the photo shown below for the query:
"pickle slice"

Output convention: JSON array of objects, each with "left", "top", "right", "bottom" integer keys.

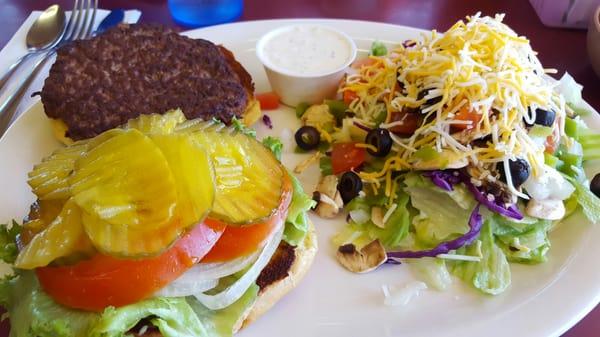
[
  {"left": 27, "top": 142, "right": 88, "bottom": 200},
  {"left": 150, "top": 134, "right": 215, "bottom": 227},
  {"left": 126, "top": 109, "right": 186, "bottom": 135},
  {"left": 70, "top": 128, "right": 178, "bottom": 228},
  {"left": 69, "top": 129, "right": 183, "bottom": 256},
  {"left": 15, "top": 199, "right": 93, "bottom": 269},
  {"left": 177, "top": 121, "right": 285, "bottom": 225},
  {"left": 27, "top": 130, "right": 125, "bottom": 200}
]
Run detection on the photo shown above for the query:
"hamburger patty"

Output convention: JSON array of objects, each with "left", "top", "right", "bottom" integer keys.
[
  {"left": 41, "top": 24, "right": 253, "bottom": 140},
  {"left": 256, "top": 241, "right": 296, "bottom": 290}
]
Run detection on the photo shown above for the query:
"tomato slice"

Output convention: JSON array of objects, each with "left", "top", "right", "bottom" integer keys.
[
  {"left": 331, "top": 142, "right": 366, "bottom": 174},
  {"left": 389, "top": 111, "right": 421, "bottom": 136},
  {"left": 256, "top": 92, "right": 280, "bottom": 110},
  {"left": 452, "top": 106, "right": 482, "bottom": 131},
  {"left": 36, "top": 221, "right": 225, "bottom": 311},
  {"left": 202, "top": 173, "right": 293, "bottom": 262},
  {"left": 343, "top": 90, "right": 358, "bottom": 106},
  {"left": 544, "top": 134, "right": 558, "bottom": 154}
]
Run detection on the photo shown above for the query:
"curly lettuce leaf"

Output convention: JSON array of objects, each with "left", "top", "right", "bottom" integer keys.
[
  {"left": 449, "top": 220, "right": 511, "bottom": 295},
  {"left": 1, "top": 271, "right": 259, "bottom": 337},
  {"left": 229, "top": 117, "right": 256, "bottom": 138},
  {"left": 2, "top": 271, "right": 98, "bottom": 337},
  {"left": 0, "top": 221, "right": 21, "bottom": 264},
  {"left": 283, "top": 171, "right": 315, "bottom": 246},
  {"left": 262, "top": 136, "right": 283, "bottom": 161}
]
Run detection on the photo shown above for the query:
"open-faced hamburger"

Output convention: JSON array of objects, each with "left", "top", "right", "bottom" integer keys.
[
  {"left": 40, "top": 24, "right": 262, "bottom": 144},
  {"left": 0, "top": 111, "right": 316, "bottom": 337}
]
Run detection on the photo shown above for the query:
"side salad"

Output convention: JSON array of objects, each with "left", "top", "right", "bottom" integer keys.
[{"left": 293, "top": 13, "right": 600, "bottom": 295}]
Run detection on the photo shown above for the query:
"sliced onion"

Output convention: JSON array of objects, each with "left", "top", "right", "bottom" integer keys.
[
  {"left": 193, "top": 225, "right": 284, "bottom": 310},
  {"left": 156, "top": 278, "right": 218, "bottom": 298},
  {"left": 184, "top": 250, "right": 261, "bottom": 282},
  {"left": 387, "top": 204, "right": 483, "bottom": 259},
  {"left": 155, "top": 251, "right": 261, "bottom": 298}
]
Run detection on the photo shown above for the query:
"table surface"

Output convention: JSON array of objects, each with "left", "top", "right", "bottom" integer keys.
[{"left": 0, "top": 0, "right": 598, "bottom": 336}]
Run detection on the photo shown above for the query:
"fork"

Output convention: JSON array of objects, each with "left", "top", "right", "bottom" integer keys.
[{"left": 0, "top": 0, "right": 98, "bottom": 138}]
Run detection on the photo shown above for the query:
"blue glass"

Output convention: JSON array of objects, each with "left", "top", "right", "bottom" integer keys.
[{"left": 168, "top": 0, "right": 244, "bottom": 27}]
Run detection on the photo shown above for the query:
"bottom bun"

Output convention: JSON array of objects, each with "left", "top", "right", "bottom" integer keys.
[{"left": 237, "top": 218, "right": 318, "bottom": 332}]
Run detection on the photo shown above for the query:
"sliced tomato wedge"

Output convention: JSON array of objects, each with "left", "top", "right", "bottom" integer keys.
[
  {"left": 331, "top": 142, "right": 366, "bottom": 174},
  {"left": 452, "top": 106, "right": 482, "bottom": 131},
  {"left": 36, "top": 221, "right": 225, "bottom": 311},
  {"left": 388, "top": 110, "right": 421, "bottom": 136},
  {"left": 202, "top": 173, "right": 293, "bottom": 263},
  {"left": 256, "top": 92, "right": 280, "bottom": 110},
  {"left": 343, "top": 90, "right": 359, "bottom": 106}
]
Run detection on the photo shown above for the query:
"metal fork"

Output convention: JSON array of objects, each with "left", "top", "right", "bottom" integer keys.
[{"left": 0, "top": 0, "right": 98, "bottom": 138}]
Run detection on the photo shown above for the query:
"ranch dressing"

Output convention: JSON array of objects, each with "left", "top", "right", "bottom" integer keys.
[{"left": 261, "top": 25, "right": 354, "bottom": 76}]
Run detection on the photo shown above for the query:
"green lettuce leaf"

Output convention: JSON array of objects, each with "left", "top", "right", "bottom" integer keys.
[
  {"left": 91, "top": 297, "right": 209, "bottom": 337},
  {"left": 491, "top": 214, "right": 552, "bottom": 264},
  {"left": 230, "top": 117, "right": 256, "bottom": 138},
  {"left": 562, "top": 173, "right": 600, "bottom": 224},
  {"left": 1, "top": 271, "right": 259, "bottom": 337},
  {"left": 2, "top": 271, "right": 98, "bottom": 337},
  {"left": 262, "top": 136, "right": 283, "bottom": 161},
  {"left": 187, "top": 284, "right": 259, "bottom": 337},
  {"left": 403, "top": 173, "right": 475, "bottom": 246},
  {"left": 333, "top": 189, "right": 410, "bottom": 250},
  {"left": 283, "top": 171, "right": 315, "bottom": 246},
  {"left": 449, "top": 220, "right": 511, "bottom": 295},
  {"left": 406, "top": 257, "right": 452, "bottom": 291},
  {"left": 319, "top": 156, "right": 333, "bottom": 176},
  {"left": 0, "top": 220, "right": 21, "bottom": 264}
]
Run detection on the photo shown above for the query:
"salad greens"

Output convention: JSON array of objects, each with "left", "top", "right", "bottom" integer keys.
[
  {"left": 322, "top": 71, "right": 600, "bottom": 296},
  {"left": 262, "top": 136, "right": 283, "bottom": 160},
  {"left": 0, "top": 220, "right": 20, "bottom": 264},
  {"left": 449, "top": 220, "right": 511, "bottom": 295}
]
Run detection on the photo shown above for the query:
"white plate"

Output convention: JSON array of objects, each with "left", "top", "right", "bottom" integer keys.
[{"left": 1, "top": 19, "right": 599, "bottom": 337}]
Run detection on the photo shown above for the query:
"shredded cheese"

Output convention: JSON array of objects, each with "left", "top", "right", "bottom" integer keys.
[{"left": 338, "top": 13, "right": 567, "bottom": 201}]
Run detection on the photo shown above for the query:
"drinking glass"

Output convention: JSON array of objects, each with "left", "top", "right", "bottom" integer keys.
[{"left": 168, "top": 0, "right": 243, "bottom": 27}]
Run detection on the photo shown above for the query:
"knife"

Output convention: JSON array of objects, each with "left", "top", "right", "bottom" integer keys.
[{"left": 0, "top": 9, "right": 128, "bottom": 138}]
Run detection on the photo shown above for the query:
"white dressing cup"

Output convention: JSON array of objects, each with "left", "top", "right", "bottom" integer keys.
[{"left": 256, "top": 24, "right": 357, "bottom": 107}]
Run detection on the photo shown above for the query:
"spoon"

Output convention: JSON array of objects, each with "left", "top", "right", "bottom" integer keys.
[{"left": 0, "top": 5, "right": 66, "bottom": 91}]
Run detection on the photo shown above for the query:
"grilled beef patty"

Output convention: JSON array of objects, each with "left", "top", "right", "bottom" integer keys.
[{"left": 41, "top": 24, "right": 253, "bottom": 140}]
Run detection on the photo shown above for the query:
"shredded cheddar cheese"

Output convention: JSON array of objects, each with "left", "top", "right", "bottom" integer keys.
[{"left": 339, "top": 13, "right": 566, "bottom": 200}]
